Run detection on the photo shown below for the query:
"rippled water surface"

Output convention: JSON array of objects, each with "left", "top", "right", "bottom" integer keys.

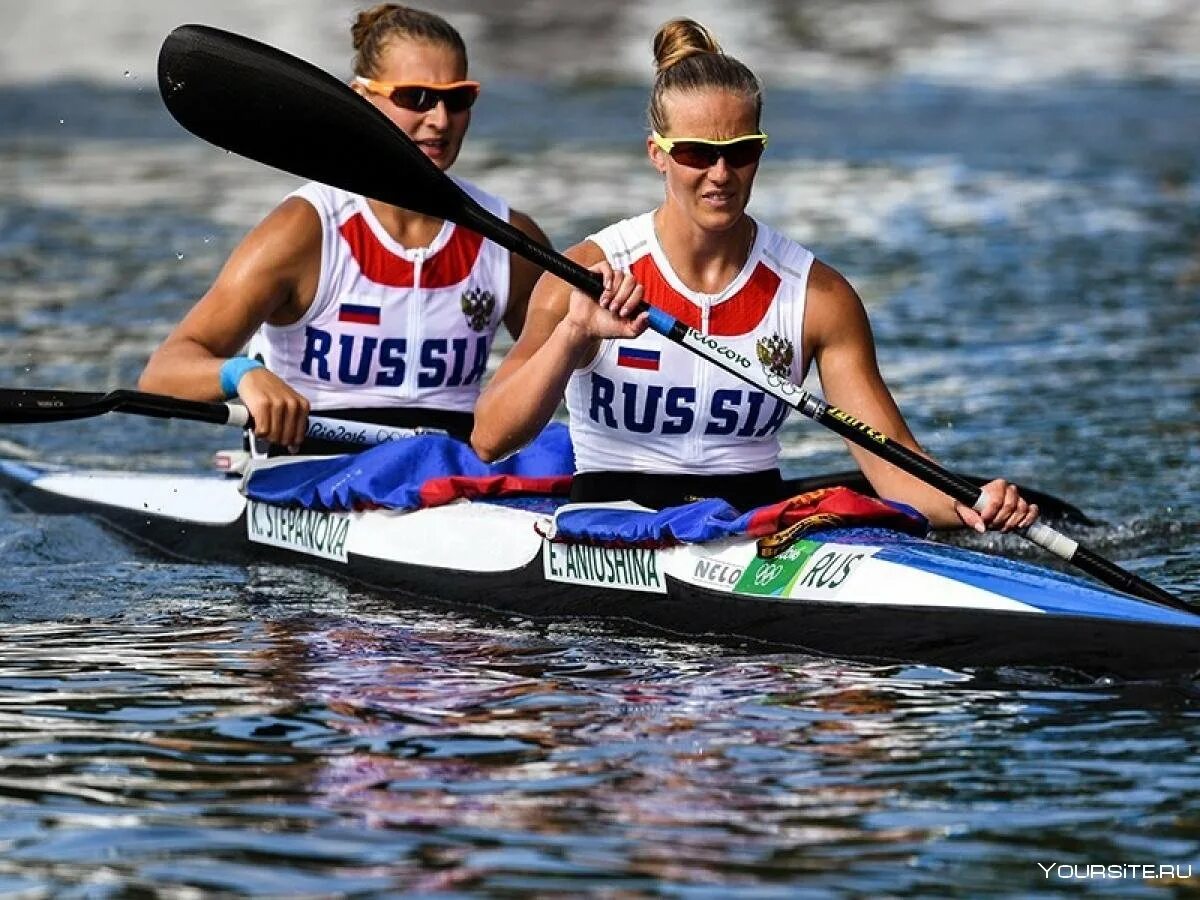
[{"left": 1, "top": 1, "right": 1199, "bottom": 895}]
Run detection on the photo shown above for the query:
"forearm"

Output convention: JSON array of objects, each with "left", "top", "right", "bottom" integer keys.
[
  {"left": 473, "top": 320, "right": 593, "bottom": 461},
  {"left": 138, "top": 338, "right": 230, "bottom": 401},
  {"left": 885, "top": 473, "right": 962, "bottom": 530},
  {"left": 849, "top": 445, "right": 962, "bottom": 529}
]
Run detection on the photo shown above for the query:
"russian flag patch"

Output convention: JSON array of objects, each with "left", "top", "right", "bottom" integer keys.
[
  {"left": 338, "top": 303, "right": 381, "bottom": 325},
  {"left": 616, "top": 346, "right": 660, "bottom": 371}
]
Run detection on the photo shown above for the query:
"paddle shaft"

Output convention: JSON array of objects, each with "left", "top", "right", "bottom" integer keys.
[
  {"left": 0, "top": 389, "right": 433, "bottom": 446},
  {"left": 156, "top": 25, "right": 1189, "bottom": 612}
]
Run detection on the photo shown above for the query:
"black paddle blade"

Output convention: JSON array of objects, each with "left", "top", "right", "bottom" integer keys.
[
  {"left": 157, "top": 24, "right": 466, "bottom": 220},
  {"left": 157, "top": 24, "right": 600, "bottom": 297}
]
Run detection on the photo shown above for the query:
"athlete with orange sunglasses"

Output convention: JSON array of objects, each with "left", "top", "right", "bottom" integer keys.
[{"left": 141, "top": 5, "right": 549, "bottom": 452}]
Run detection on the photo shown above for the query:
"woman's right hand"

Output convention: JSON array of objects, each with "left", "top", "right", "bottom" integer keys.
[
  {"left": 561, "top": 261, "right": 648, "bottom": 343},
  {"left": 234, "top": 367, "right": 311, "bottom": 451}
]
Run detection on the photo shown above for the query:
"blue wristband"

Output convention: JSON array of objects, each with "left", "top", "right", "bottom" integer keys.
[{"left": 219, "top": 357, "right": 265, "bottom": 399}]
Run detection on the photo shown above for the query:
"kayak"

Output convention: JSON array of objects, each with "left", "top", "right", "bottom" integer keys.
[
  {"left": 83, "top": 24, "right": 1185, "bottom": 681},
  {"left": 2, "top": 456, "right": 1197, "bottom": 680}
]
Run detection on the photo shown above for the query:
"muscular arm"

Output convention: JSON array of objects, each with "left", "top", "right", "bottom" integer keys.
[
  {"left": 805, "top": 261, "right": 965, "bottom": 529},
  {"left": 473, "top": 241, "right": 646, "bottom": 462},
  {"left": 138, "top": 197, "right": 321, "bottom": 447},
  {"left": 807, "top": 261, "right": 1038, "bottom": 531},
  {"left": 502, "top": 209, "right": 552, "bottom": 340}
]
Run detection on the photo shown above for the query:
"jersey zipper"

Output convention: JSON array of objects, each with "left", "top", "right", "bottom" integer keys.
[{"left": 404, "top": 249, "right": 427, "bottom": 402}]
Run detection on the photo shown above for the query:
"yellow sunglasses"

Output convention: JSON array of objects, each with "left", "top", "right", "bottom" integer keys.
[{"left": 652, "top": 131, "right": 768, "bottom": 168}]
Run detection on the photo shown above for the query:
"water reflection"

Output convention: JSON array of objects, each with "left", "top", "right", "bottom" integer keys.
[
  {"left": 1, "top": 604, "right": 1197, "bottom": 893},
  {"left": 2, "top": 1, "right": 1199, "bottom": 893}
]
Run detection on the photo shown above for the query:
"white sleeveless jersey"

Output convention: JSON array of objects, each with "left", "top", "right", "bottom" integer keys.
[
  {"left": 565, "top": 213, "right": 814, "bottom": 475},
  {"left": 250, "top": 179, "right": 510, "bottom": 412}
]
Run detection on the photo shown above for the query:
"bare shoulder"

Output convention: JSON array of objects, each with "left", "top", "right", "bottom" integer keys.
[
  {"left": 214, "top": 196, "right": 322, "bottom": 288},
  {"left": 802, "top": 258, "right": 876, "bottom": 364},
  {"left": 807, "top": 258, "right": 858, "bottom": 303},
  {"left": 509, "top": 208, "right": 550, "bottom": 246},
  {"left": 205, "top": 196, "right": 324, "bottom": 326},
  {"left": 247, "top": 195, "right": 322, "bottom": 258},
  {"left": 807, "top": 258, "right": 869, "bottom": 324},
  {"left": 566, "top": 238, "right": 606, "bottom": 265}
]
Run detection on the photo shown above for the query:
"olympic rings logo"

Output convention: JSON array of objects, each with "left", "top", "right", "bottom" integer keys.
[{"left": 753, "top": 564, "right": 785, "bottom": 587}]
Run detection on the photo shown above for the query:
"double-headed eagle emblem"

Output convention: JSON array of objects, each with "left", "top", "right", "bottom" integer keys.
[
  {"left": 756, "top": 334, "right": 794, "bottom": 379},
  {"left": 460, "top": 288, "right": 496, "bottom": 332}
]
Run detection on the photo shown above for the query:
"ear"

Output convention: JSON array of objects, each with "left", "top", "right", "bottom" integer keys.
[{"left": 647, "top": 136, "right": 668, "bottom": 175}]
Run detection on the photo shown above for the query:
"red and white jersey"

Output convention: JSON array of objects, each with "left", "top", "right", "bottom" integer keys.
[
  {"left": 250, "top": 179, "right": 510, "bottom": 413},
  {"left": 565, "top": 212, "right": 814, "bottom": 474}
]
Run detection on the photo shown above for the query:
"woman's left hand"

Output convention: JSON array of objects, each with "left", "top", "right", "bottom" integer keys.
[{"left": 954, "top": 479, "right": 1040, "bottom": 533}]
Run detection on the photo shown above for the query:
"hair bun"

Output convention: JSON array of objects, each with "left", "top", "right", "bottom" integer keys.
[
  {"left": 350, "top": 4, "right": 467, "bottom": 78},
  {"left": 351, "top": 5, "right": 393, "bottom": 51},
  {"left": 652, "top": 18, "right": 722, "bottom": 74}
]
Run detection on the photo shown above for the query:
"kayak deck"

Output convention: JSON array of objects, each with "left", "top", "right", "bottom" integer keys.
[{"left": 2, "top": 459, "right": 1197, "bottom": 680}]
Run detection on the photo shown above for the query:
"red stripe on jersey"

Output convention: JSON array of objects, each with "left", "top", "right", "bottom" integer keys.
[
  {"left": 630, "top": 256, "right": 780, "bottom": 335},
  {"left": 422, "top": 226, "right": 485, "bottom": 288},
  {"left": 339, "top": 213, "right": 486, "bottom": 288}
]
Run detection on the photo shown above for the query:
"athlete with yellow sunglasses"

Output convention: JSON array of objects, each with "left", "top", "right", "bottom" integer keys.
[{"left": 475, "top": 17, "right": 1038, "bottom": 535}]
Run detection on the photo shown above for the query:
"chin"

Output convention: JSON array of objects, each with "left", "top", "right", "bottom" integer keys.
[
  {"left": 698, "top": 207, "right": 745, "bottom": 231},
  {"left": 420, "top": 153, "right": 449, "bottom": 172}
]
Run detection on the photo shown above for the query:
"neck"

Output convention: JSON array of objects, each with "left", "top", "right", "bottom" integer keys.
[
  {"left": 653, "top": 206, "right": 756, "bottom": 295},
  {"left": 366, "top": 198, "right": 446, "bottom": 249}
]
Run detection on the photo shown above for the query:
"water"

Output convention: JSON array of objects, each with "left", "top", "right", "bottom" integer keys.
[{"left": 1, "top": 1, "right": 1199, "bottom": 894}]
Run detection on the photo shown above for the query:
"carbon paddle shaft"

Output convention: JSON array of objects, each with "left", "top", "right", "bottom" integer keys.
[
  {"left": 0, "top": 388, "right": 241, "bottom": 425},
  {"left": 0, "top": 388, "right": 432, "bottom": 446},
  {"left": 157, "top": 25, "right": 1192, "bottom": 613}
]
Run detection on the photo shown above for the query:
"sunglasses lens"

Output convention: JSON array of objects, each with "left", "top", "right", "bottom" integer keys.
[
  {"left": 389, "top": 85, "right": 477, "bottom": 113},
  {"left": 441, "top": 86, "right": 478, "bottom": 113},
  {"left": 390, "top": 87, "right": 435, "bottom": 112},
  {"left": 668, "top": 138, "right": 764, "bottom": 168},
  {"left": 669, "top": 143, "right": 720, "bottom": 168},
  {"left": 722, "top": 139, "right": 765, "bottom": 167}
]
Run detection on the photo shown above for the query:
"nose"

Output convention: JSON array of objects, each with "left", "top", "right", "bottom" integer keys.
[
  {"left": 706, "top": 155, "right": 732, "bottom": 180},
  {"left": 424, "top": 99, "right": 450, "bottom": 128}
]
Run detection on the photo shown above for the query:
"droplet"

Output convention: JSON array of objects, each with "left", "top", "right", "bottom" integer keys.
[
  {"left": 58, "top": 119, "right": 65, "bottom": 125},
  {"left": 123, "top": 70, "right": 131, "bottom": 78},
  {"left": 176, "top": 251, "right": 185, "bottom": 260}
]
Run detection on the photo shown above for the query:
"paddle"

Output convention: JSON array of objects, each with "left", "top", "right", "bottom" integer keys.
[
  {"left": 156, "top": 24, "right": 1187, "bottom": 612},
  {"left": 0, "top": 388, "right": 435, "bottom": 446}
]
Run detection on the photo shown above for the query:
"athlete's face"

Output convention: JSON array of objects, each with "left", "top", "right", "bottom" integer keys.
[
  {"left": 648, "top": 89, "right": 760, "bottom": 234},
  {"left": 354, "top": 39, "right": 471, "bottom": 171}
]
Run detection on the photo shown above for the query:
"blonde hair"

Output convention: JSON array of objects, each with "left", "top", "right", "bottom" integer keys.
[
  {"left": 648, "top": 18, "right": 762, "bottom": 134},
  {"left": 351, "top": 4, "right": 468, "bottom": 78}
]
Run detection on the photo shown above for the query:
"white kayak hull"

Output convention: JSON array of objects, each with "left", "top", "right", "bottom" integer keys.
[{"left": 2, "top": 460, "right": 1198, "bottom": 679}]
